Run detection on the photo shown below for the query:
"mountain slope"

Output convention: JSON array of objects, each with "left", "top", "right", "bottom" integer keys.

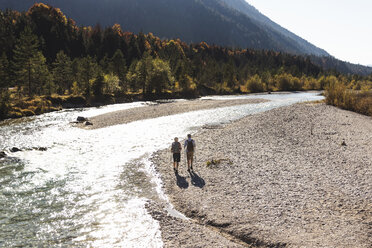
[
  {"left": 219, "top": 0, "right": 372, "bottom": 75},
  {"left": 0, "top": 0, "right": 328, "bottom": 57},
  {"left": 219, "top": 0, "right": 328, "bottom": 56}
]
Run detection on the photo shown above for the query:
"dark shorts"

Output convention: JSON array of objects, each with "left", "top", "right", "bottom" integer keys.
[{"left": 173, "top": 153, "right": 181, "bottom": 162}]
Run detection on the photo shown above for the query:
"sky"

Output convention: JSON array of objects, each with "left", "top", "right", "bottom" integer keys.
[{"left": 246, "top": 0, "right": 372, "bottom": 66}]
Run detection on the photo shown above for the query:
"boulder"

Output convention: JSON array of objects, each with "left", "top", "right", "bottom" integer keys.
[
  {"left": 77, "top": 116, "right": 87, "bottom": 122},
  {"left": 85, "top": 121, "right": 93, "bottom": 126},
  {"left": 0, "top": 151, "right": 7, "bottom": 158},
  {"left": 33, "top": 147, "right": 48, "bottom": 151},
  {"left": 10, "top": 147, "right": 22, "bottom": 153}
]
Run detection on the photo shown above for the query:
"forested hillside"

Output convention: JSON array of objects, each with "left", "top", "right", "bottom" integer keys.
[
  {"left": 0, "top": 3, "right": 371, "bottom": 120},
  {"left": 1, "top": 0, "right": 371, "bottom": 76},
  {"left": 0, "top": 0, "right": 328, "bottom": 56}
]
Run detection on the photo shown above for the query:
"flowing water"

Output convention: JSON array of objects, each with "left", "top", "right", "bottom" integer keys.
[{"left": 0, "top": 92, "right": 323, "bottom": 247}]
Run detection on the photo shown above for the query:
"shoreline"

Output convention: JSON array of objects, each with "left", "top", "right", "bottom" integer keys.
[
  {"left": 1, "top": 90, "right": 320, "bottom": 123},
  {"left": 150, "top": 103, "right": 372, "bottom": 247},
  {"left": 76, "top": 98, "right": 268, "bottom": 129}
]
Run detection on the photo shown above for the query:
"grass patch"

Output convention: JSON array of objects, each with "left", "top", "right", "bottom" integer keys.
[
  {"left": 0, "top": 93, "right": 68, "bottom": 120},
  {"left": 206, "top": 158, "right": 232, "bottom": 168}
]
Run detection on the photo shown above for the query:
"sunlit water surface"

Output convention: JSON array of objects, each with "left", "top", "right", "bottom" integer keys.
[{"left": 0, "top": 92, "right": 323, "bottom": 247}]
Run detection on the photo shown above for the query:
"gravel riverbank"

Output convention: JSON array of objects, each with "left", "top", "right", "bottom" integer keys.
[
  {"left": 78, "top": 98, "right": 267, "bottom": 129},
  {"left": 151, "top": 103, "right": 372, "bottom": 247}
]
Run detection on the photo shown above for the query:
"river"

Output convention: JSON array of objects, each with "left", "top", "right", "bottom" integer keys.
[{"left": 0, "top": 92, "right": 323, "bottom": 247}]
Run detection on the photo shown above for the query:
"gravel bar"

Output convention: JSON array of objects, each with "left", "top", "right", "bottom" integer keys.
[{"left": 151, "top": 103, "right": 372, "bottom": 247}]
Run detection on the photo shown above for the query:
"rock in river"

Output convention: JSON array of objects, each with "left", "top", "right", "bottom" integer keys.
[
  {"left": 10, "top": 147, "right": 22, "bottom": 153},
  {"left": 77, "top": 116, "right": 87, "bottom": 122},
  {"left": 33, "top": 147, "right": 48, "bottom": 151},
  {"left": 0, "top": 151, "right": 7, "bottom": 158}
]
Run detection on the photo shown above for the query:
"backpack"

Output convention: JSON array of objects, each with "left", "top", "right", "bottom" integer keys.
[{"left": 186, "top": 139, "right": 194, "bottom": 152}]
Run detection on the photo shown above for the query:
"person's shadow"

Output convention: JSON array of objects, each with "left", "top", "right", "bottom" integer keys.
[
  {"left": 175, "top": 171, "right": 189, "bottom": 189},
  {"left": 189, "top": 170, "right": 205, "bottom": 188}
]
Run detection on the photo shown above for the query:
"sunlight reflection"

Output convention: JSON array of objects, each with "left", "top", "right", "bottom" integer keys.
[{"left": 0, "top": 92, "right": 323, "bottom": 246}]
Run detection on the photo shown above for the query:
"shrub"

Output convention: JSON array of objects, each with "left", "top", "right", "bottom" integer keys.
[
  {"left": 49, "top": 107, "right": 61, "bottom": 112},
  {"left": 275, "top": 73, "right": 293, "bottom": 91},
  {"left": 8, "top": 111, "right": 23, "bottom": 118},
  {"left": 325, "top": 80, "right": 372, "bottom": 116},
  {"left": 353, "top": 92, "right": 372, "bottom": 116},
  {"left": 217, "top": 81, "right": 233, "bottom": 94},
  {"left": 305, "top": 77, "right": 319, "bottom": 90},
  {"left": 21, "top": 109, "right": 35, "bottom": 116},
  {"left": 292, "top": 77, "right": 303, "bottom": 91},
  {"left": 325, "top": 80, "right": 345, "bottom": 106},
  {"left": 104, "top": 73, "right": 121, "bottom": 94},
  {"left": 246, "top": 74, "right": 264, "bottom": 93},
  {"left": 64, "top": 95, "right": 86, "bottom": 105}
]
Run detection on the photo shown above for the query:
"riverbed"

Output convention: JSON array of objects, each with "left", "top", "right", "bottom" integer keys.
[{"left": 0, "top": 92, "right": 323, "bottom": 247}]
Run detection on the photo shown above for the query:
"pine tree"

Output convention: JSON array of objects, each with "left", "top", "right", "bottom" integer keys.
[
  {"left": 78, "top": 56, "right": 98, "bottom": 97},
  {"left": 0, "top": 52, "right": 9, "bottom": 92},
  {"left": 12, "top": 26, "right": 43, "bottom": 96},
  {"left": 92, "top": 73, "right": 105, "bottom": 98},
  {"left": 136, "top": 54, "right": 152, "bottom": 94},
  {"left": 0, "top": 90, "right": 11, "bottom": 120},
  {"left": 110, "top": 49, "right": 127, "bottom": 91},
  {"left": 33, "top": 51, "right": 53, "bottom": 95},
  {"left": 53, "top": 51, "right": 73, "bottom": 94}
]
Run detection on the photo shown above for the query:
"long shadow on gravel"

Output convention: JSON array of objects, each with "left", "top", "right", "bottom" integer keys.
[
  {"left": 175, "top": 172, "right": 189, "bottom": 189},
  {"left": 189, "top": 171, "right": 205, "bottom": 188}
]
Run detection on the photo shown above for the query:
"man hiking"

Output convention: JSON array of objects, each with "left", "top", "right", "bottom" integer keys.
[
  {"left": 171, "top": 137, "right": 182, "bottom": 173},
  {"left": 184, "top": 134, "right": 196, "bottom": 172}
]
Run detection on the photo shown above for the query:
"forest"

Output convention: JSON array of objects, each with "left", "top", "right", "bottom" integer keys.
[{"left": 0, "top": 3, "right": 371, "bottom": 120}]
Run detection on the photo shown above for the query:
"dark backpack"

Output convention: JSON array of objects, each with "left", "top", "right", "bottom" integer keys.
[{"left": 187, "top": 139, "right": 194, "bottom": 152}]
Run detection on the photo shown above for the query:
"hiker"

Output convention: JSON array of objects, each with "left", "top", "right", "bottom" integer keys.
[
  {"left": 184, "top": 134, "right": 196, "bottom": 172},
  {"left": 171, "top": 137, "right": 182, "bottom": 172}
]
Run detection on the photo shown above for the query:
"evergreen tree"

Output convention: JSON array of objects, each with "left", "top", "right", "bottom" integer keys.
[
  {"left": 99, "top": 55, "right": 111, "bottom": 74},
  {"left": 33, "top": 51, "right": 53, "bottom": 95},
  {"left": 136, "top": 54, "right": 152, "bottom": 94},
  {"left": 78, "top": 56, "right": 98, "bottom": 97},
  {"left": 53, "top": 51, "right": 73, "bottom": 94},
  {"left": 0, "top": 90, "right": 11, "bottom": 119},
  {"left": 92, "top": 73, "right": 104, "bottom": 98},
  {"left": 11, "top": 26, "right": 42, "bottom": 96},
  {"left": 110, "top": 49, "right": 127, "bottom": 90},
  {"left": 128, "top": 35, "right": 140, "bottom": 62},
  {"left": 0, "top": 52, "right": 9, "bottom": 92},
  {"left": 126, "top": 60, "right": 139, "bottom": 92}
]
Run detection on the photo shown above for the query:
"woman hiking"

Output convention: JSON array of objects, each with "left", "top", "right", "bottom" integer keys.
[
  {"left": 171, "top": 137, "right": 182, "bottom": 173},
  {"left": 184, "top": 134, "right": 196, "bottom": 172}
]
